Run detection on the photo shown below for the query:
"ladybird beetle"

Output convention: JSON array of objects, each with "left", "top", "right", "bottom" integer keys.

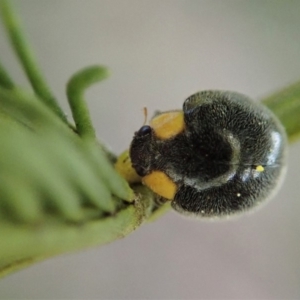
[{"left": 129, "top": 90, "right": 287, "bottom": 218}]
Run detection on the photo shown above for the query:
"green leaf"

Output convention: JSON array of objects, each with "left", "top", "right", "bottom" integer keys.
[
  {"left": 0, "top": 61, "right": 15, "bottom": 90},
  {"left": 0, "top": 87, "right": 154, "bottom": 278},
  {"left": 262, "top": 80, "right": 300, "bottom": 143},
  {"left": 0, "top": 0, "right": 67, "bottom": 122},
  {"left": 67, "top": 66, "right": 110, "bottom": 138}
]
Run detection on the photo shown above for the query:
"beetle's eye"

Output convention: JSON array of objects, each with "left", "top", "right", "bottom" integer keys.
[
  {"left": 133, "top": 165, "right": 147, "bottom": 177},
  {"left": 137, "top": 125, "right": 152, "bottom": 136}
]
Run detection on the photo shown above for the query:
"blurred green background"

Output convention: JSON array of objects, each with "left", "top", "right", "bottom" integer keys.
[{"left": 0, "top": 0, "right": 300, "bottom": 299}]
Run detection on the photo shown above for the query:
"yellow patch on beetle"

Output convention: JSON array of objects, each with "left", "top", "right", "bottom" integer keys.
[
  {"left": 115, "top": 150, "right": 141, "bottom": 183},
  {"left": 142, "top": 171, "right": 177, "bottom": 200},
  {"left": 256, "top": 165, "right": 265, "bottom": 172},
  {"left": 150, "top": 111, "right": 184, "bottom": 140}
]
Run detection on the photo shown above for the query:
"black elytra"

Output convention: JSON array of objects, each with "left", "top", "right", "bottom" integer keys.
[{"left": 130, "top": 90, "right": 287, "bottom": 218}]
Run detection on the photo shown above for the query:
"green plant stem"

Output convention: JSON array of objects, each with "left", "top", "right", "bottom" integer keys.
[
  {"left": 0, "top": 186, "right": 155, "bottom": 278},
  {"left": 262, "top": 80, "right": 300, "bottom": 143},
  {"left": 0, "top": 61, "right": 15, "bottom": 89},
  {"left": 67, "top": 65, "right": 110, "bottom": 138},
  {"left": 0, "top": 0, "right": 67, "bottom": 123}
]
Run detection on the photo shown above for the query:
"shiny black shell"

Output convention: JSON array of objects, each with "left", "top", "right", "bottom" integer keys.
[{"left": 130, "top": 91, "right": 287, "bottom": 218}]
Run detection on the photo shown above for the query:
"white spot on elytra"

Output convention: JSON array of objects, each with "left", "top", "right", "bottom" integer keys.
[{"left": 237, "top": 193, "right": 241, "bottom": 197}]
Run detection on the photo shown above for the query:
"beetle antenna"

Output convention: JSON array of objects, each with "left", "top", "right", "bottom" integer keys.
[{"left": 143, "top": 107, "right": 148, "bottom": 125}]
